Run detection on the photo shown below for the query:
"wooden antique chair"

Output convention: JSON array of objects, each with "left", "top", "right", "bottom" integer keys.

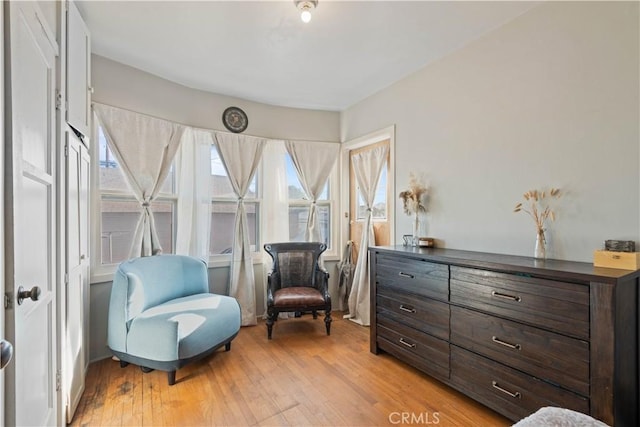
[{"left": 263, "top": 242, "right": 331, "bottom": 339}]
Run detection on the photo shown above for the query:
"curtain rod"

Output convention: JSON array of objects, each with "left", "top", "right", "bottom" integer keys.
[{"left": 91, "top": 101, "right": 340, "bottom": 145}]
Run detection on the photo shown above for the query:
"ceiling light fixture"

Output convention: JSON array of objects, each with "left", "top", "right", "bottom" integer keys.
[{"left": 295, "top": 0, "right": 318, "bottom": 24}]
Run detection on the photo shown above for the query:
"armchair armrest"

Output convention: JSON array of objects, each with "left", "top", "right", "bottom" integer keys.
[{"left": 315, "top": 267, "right": 330, "bottom": 300}]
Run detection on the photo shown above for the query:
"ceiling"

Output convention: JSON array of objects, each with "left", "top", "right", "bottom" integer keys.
[{"left": 77, "top": 1, "right": 539, "bottom": 111}]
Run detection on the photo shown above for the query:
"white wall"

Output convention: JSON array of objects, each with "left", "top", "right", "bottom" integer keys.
[
  {"left": 89, "top": 55, "right": 341, "bottom": 361},
  {"left": 92, "top": 54, "right": 340, "bottom": 141},
  {"left": 342, "top": 1, "right": 640, "bottom": 262}
]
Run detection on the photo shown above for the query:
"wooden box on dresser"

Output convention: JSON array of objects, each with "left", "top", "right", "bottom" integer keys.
[{"left": 369, "top": 246, "right": 639, "bottom": 427}]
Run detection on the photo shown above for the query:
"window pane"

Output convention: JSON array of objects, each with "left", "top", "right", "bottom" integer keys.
[
  {"left": 289, "top": 205, "right": 330, "bottom": 247},
  {"left": 210, "top": 202, "right": 259, "bottom": 255},
  {"left": 211, "top": 145, "right": 256, "bottom": 198},
  {"left": 98, "top": 128, "right": 127, "bottom": 191},
  {"left": 285, "top": 155, "right": 328, "bottom": 200},
  {"left": 98, "top": 127, "right": 173, "bottom": 194},
  {"left": 100, "top": 199, "right": 174, "bottom": 264},
  {"left": 357, "top": 167, "right": 387, "bottom": 220}
]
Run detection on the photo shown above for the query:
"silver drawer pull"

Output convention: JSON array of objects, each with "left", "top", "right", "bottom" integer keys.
[
  {"left": 398, "top": 272, "right": 414, "bottom": 279},
  {"left": 399, "top": 338, "right": 416, "bottom": 348},
  {"left": 399, "top": 305, "right": 416, "bottom": 314},
  {"left": 492, "top": 336, "right": 522, "bottom": 350},
  {"left": 491, "top": 291, "right": 521, "bottom": 302},
  {"left": 492, "top": 381, "right": 521, "bottom": 399}
]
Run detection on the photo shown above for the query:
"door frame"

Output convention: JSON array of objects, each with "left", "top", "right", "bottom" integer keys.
[
  {"left": 340, "top": 125, "right": 396, "bottom": 254},
  {"left": 1, "top": 1, "right": 5, "bottom": 423}
]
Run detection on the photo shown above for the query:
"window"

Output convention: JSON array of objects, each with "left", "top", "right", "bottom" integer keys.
[
  {"left": 356, "top": 166, "right": 387, "bottom": 220},
  {"left": 285, "top": 154, "right": 332, "bottom": 248},
  {"left": 209, "top": 145, "right": 260, "bottom": 256},
  {"left": 97, "top": 127, "right": 176, "bottom": 265}
]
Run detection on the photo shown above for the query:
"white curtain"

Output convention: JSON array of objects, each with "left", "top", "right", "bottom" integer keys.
[
  {"left": 213, "top": 132, "right": 266, "bottom": 326},
  {"left": 284, "top": 141, "right": 340, "bottom": 242},
  {"left": 175, "top": 128, "right": 213, "bottom": 260},
  {"left": 345, "top": 145, "right": 389, "bottom": 326},
  {"left": 261, "top": 140, "right": 290, "bottom": 318},
  {"left": 94, "top": 103, "right": 184, "bottom": 258}
]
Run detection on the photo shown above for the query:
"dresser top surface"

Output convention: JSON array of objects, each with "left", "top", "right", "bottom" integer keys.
[{"left": 370, "top": 245, "right": 639, "bottom": 284}]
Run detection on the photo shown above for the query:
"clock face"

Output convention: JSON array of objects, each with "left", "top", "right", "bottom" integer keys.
[{"left": 222, "top": 107, "right": 248, "bottom": 133}]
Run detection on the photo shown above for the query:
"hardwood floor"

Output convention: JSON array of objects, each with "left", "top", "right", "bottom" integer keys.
[{"left": 72, "top": 314, "right": 511, "bottom": 426}]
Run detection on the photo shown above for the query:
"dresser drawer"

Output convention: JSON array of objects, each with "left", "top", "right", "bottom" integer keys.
[
  {"left": 377, "top": 317, "right": 449, "bottom": 380},
  {"left": 450, "top": 306, "right": 589, "bottom": 396},
  {"left": 376, "top": 253, "right": 449, "bottom": 301},
  {"left": 377, "top": 292, "right": 449, "bottom": 340},
  {"left": 450, "top": 346, "right": 589, "bottom": 422},
  {"left": 450, "top": 266, "right": 589, "bottom": 339}
]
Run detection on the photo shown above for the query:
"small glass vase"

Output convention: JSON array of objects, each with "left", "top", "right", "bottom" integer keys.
[
  {"left": 412, "top": 213, "right": 420, "bottom": 247},
  {"left": 534, "top": 229, "right": 546, "bottom": 259}
]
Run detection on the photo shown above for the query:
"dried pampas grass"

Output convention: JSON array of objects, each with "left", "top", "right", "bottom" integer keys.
[{"left": 400, "top": 172, "right": 428, "bottom": 216}]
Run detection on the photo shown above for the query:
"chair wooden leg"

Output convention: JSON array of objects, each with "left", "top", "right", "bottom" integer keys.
[
  {"left": 312, "top": 310, "right": 318, "bottom": 319},
  {"left": 324, "top": 311, "right": 332, "bottom": 336},
  {"left": 266, "top": 308, "right": 276, "bottom": 339},
  {"left": 168, "top": 371, "right": 176, "bottom": 386}
]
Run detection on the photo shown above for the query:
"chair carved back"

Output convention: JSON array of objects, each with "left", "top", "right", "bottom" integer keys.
[{"left": 264, "top": 242, "right": 327, "bottom": 290}]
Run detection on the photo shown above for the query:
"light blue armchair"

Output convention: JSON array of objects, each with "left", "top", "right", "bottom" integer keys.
[{"left": 108, "top": 255, "right": 241, "bottom": 385}]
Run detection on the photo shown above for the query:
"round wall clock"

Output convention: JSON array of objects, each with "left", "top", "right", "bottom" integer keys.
[{"left": 222, "top": 107, "right": 248, "bottom": 133}]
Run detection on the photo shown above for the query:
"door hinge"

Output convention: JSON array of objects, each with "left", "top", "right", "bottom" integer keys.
[
  {"left": 55, "top": 89, "right": 62, "bottom": 111},
  {"left": 4, "top": 293, "right": 12, "bottom": 310},
  {"left": 64, "top": 143, "right": 69, "bottom": 157},
  {"left": 64, "top": 273, "right": 69, "bottom": 285},
  {"left": 56, "top": 369, "right": 61, "bottom": 391}
]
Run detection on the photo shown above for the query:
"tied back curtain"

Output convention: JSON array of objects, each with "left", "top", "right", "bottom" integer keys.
[
  {"left": 214, "top": 132, "right": 266, "bottom": 326},
  {"left": 175, "top": 128, "right": 213, "bottom": 260},
  {"left": 346, "top": 145, "right": 389, "bottom": 326},
  {"left": 94, "top": 103, "right": 184, "bottom": 258},
  {"left": 285, "top": 141, "right": 340, "bottom": 243}
]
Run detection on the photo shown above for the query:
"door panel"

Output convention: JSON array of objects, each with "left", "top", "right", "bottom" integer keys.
[
  {"left": 66, "top": 1, "right": 91, "bottom": 136},
  {"left": 65, "top": 131, "right": 86, "bottom": 422},
  {"left": 5, "top": 2, "right": 58, "bottom": 426}
]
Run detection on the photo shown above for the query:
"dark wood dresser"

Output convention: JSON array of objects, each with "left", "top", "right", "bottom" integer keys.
[{"left": 369, "top": 246, "right": 639, "bottom": 426}]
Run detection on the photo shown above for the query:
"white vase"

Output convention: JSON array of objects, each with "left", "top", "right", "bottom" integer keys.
[{"left": 534, "top": 229, "right": 546, "bottom": 259}]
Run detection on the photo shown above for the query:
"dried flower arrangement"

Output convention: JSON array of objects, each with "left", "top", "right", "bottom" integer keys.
[
  {"left": 399, "top": 173, "right": 428, "bottom": 238},
  {"left": 514, "top": 188, "right": 561, "bottom": 258},
  {"left": 514, "top": 188, "right": 561, "bottom": 232}
]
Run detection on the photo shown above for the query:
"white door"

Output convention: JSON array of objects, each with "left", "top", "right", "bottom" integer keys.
[
  {"left": 65, "top": 131, "right": 88, "bottom": 422},
  {"left": 4, "top": 2, "right": 58, "bottom": 426}
]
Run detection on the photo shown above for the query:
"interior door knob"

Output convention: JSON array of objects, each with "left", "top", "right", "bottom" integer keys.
[
  {"left": 17, "top": 286, "right": 41, "bottom": 305},
  {"left": 0, "top": 340, "right": 13, "bottom": 369}
]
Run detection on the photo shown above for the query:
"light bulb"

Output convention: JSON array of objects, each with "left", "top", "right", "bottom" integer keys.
[{"left": 301, "top": 10, "right": 312, "bottom": 23}]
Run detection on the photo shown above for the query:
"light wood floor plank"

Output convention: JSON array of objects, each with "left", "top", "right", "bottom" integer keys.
[{"left": 71, "top": 315, "right": 510, "bottom": 426}]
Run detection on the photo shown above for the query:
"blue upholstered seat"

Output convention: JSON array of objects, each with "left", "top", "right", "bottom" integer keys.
[{"left": 108, "top": 255, "right": 241, "bottom": 385}]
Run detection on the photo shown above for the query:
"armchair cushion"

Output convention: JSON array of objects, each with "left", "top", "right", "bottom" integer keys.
[
  {"left": 273, "top": 287, "right": 326, "bottom": 308},
  {"left": 126, "top": 293, "right": 241, "bottom": 361}
]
